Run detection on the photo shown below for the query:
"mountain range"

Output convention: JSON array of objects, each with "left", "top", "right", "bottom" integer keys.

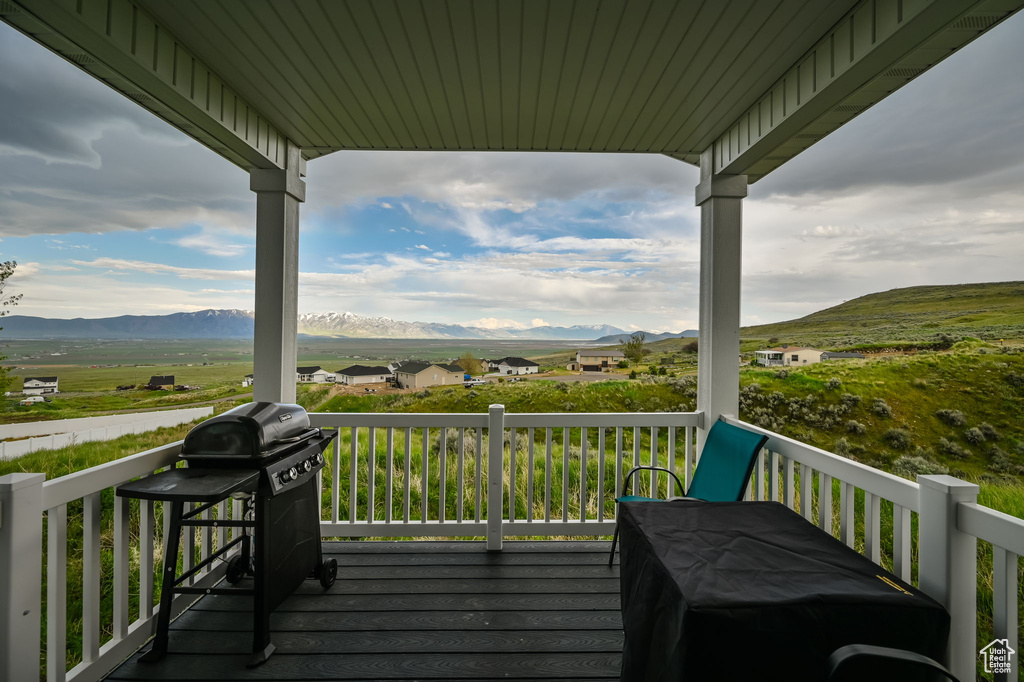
[{"left": 0, "top": 309, "right": 682, "bottom": 341}]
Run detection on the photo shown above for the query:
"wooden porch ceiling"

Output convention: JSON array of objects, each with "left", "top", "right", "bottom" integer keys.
[{"left": 2, "top": 1, "right": 1022, "bottom": 178}]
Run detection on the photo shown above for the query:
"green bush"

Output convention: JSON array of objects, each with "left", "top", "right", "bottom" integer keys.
[
  {"left": 935, "top": 409, "right": 967, "bottom": 426},
  {"left": 938, "top": 437, "right": 971, "bottom": 460},
  {"left": 825, "top": 377, "right": 841, "bottom": 390},
  {"left": 883, "top": 428, "right": 912, "bottom": 450},
  {"left": 846, "top": 420, "right": 867, "bottom": 435},
  {"left": 892, "top": 455, "right": 949, "bottom": 480},
  {"left": 978, "top": 423, "right": 1000, "bottom": 441},
  {"left": 964, "top": 427, "right": 985, "bottom": 445},
  {"left": 872, "top": 398, "right": 892, "bottom": 418}
]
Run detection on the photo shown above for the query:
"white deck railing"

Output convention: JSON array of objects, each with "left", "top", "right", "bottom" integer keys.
[{"left": 1, "top": 407, "right": 1020, "bottom": 682}]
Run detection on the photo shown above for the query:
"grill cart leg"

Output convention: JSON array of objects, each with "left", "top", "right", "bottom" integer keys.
[
  {"left": 248, "top": 493, "right": 275, "bottom": 668},
  {"left": 141, "top": 500, "right": 183, "bottom": 663}
]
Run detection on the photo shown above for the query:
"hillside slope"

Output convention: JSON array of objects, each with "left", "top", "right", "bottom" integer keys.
[{"left": 742, "top": 281, "right": 1024, "bottom": 346}]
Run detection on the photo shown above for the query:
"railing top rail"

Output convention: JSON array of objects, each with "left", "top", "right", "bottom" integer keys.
[
  {"left": 40, "top": 441, "right": 182, "bottom": 510},
  {"left": 958, "top": 502, "right": 1024, "bottom": 556},
  {"left": 723, "top": 416, "right": 919, "bottom": 511},
  {"left": 504, "top": 411, "right": 701, "bottom": 429},
  {"left": 310, "top": 413, "right": 489, "bottom": 428}
]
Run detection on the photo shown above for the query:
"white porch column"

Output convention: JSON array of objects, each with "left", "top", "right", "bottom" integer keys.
[
  {"left": 0, "top": 473, "right": 45, "bottom": 682},
  {"left": 250, "top": 142, "right": 305, "bottom": 404},
  {"left": 695, "top": 148, "right": 747, "bottom": 452},
  {"left": 918, "top": 474, "right": 979, "bottom": 681}
]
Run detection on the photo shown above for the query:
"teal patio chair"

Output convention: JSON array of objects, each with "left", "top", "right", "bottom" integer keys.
[{"left": 608, "top": 419, "right": 769, "bottom": 566}]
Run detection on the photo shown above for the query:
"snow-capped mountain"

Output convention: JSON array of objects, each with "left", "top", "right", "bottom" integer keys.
[{"left": 1, "top": 309, "right": 630, "bottom": 341}]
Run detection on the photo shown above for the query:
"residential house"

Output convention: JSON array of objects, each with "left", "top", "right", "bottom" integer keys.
[
  {"left": 146, "top": 376, "right": 174, "bottom": 390},
  {"left": 296, "top": 366, "right": 334, "bottom": 383},
  {"left": 490, "top": 357, "right": 540, "bottom": 375},
  {"left": 242, "top": 374, "right": 254, "bottom": 388},
  {"left": 335, "top": 365, "right": 391, "bottom": 386},
  {"left": 22, "top": 377, "right": 59, "bottom": 395},
  {"left": 393, "top": 362, "right": 464, "bottom": 389},
  {"left": 756, "top": 346, "right": 832, "bottom": 367},
  {"left": 571, "top": 350, "right": 625, "bottom": 372}
]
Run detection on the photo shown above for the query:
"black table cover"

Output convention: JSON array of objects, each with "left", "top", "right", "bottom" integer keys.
[{"left": 618, "top": 500, "right": 949, "bottom": 681}]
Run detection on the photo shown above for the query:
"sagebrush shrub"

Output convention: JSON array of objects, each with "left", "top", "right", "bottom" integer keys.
[
  {"left": 840, "top": 393, "right": 862, "bottom": 407},
  {"left": 825, "top": 377, "right": 841, "bottom": 390},
  {"left": 964, "top": 427, "right": 985, "bottom": 445},
  {"left": 938, "top": 437, "right": 971, "bottom": 460},
  {"left": 892, "top": 455, "right": 948, "bottom": 480},
  {"left": 846, "top": 420, "right": 867, "bottom": 435},
  {"left": 935, "top": 409, "right": 966, "bottom": 426},
  {"left": 883, "top": 428, "right": 912, "bottom": 450},
  {"left": 978, "top": 423, "right": 1000, "bottom": 441},
  {"left": 872, "top": 399, "right": 892, "bottom": 418}
]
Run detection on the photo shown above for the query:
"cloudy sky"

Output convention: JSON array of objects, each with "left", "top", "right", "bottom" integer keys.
[{"left": 1, "top": 13, "right": 1022, "bottom": 333}]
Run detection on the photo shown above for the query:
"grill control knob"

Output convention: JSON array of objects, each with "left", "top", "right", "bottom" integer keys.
[
  {"left": 303, "top": 460, "right": 312, "bottom": 473},
  {"left": 289, "top": 466, "right": 299, "bottom": 480},
  {"left": 279, "top": 470, "right": 292, "bottom": 483}
]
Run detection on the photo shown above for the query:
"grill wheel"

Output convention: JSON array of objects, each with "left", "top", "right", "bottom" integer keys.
[{"left": 317, "top": 559, "right": 338, "bottom": 589}]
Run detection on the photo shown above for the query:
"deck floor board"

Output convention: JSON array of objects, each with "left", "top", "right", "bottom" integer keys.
[{"left": 104, "top": 541, "right": 623, "bottom": 681}]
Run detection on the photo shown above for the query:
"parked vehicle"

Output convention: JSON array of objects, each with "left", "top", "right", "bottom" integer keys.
[
  {"left": 20, "top": 396, "right": 46, "bottom": 405},
  {"left": 463, "top": 379, "right": 487, "bottom": 388}
]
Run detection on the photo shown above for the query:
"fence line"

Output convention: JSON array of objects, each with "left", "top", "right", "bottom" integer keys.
[{"left": 0, "top": 407, "right": 213, "bottom": 460}]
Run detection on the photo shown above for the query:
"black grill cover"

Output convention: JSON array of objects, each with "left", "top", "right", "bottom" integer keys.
[
  {"left": 618, "top": 500, "right": 950, "bottom": 681},
  {"left": 181, "top": 402, "right": 312, "bottom": 462}
]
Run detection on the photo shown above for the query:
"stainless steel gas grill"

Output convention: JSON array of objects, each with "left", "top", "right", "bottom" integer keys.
[{"left": 116, "top": 402, "right": 338, "bottom": 667}]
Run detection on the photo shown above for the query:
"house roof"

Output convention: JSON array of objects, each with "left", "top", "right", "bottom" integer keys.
[
  {"left": 496, "top": 357, "right": 539, "bottom": 367},
  {"left": 24, "top": 376, "right": 58, "bottom": 383},
  {"left": 578, "top": 350, "right": 625, "bottom": 358},
  {"left": 6, "top": 2, "right": 1014, "bottom": 182},
  {"left": 397, "top": 362, "right": 463, "bottom": 375},
  {"left": 149, "top": 376, "right": 174, "bottom": 385},
  {"left": 766, "top": 346, "right": 818, "bottom": 352},
  {"left": 296, "top": 366, "right": 323, "bottom": 374},
  {"left": 822, "top": 352, "right": 866, "bottom": 359},
  {"left": 336, "top": 365, "right": 391, "bottom": 377}
]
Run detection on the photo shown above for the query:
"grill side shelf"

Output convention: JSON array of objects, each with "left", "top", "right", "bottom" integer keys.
[{"left": 116, "top": 468, "right": 259, "bottom": 502}]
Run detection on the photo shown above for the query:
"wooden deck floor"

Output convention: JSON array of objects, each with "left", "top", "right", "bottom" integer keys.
[{"left": 105, "top": 541, "right": 623, "bottom": 681}]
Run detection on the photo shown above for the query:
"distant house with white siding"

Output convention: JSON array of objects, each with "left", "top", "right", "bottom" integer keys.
[
  {"left": 755, "top": 346, "right": 826, "bottom": 367},
  {"left": 490, "top": 357, "right": 540, "bottom": 375},
  {"left": 335, "top": 365, "right": 391, "bottom": 385},
  {"left": 297, "top": 366, "right": 334, "bottom": 383},
  {"left": 23, "top": 377, "right": 59, "bottom": 395}
]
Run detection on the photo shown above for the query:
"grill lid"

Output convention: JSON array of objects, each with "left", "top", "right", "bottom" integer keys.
[{"left": 182, "top": 402, "right": 313, "bottom": 460}]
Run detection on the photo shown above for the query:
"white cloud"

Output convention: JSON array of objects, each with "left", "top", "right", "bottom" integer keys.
[
  {"left": 414, "top": 244, "right": 430, "bottom": 250},
  {"left": 463, "top": 317, "right": 529, "bottom": 330}
]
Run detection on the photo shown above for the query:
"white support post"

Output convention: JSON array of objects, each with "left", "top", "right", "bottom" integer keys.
[
  {"left": 487, "top": 404, "right": 505, "bottom": 551},
  {"left": 918, "top": 474, "right": 979, "bottom": 682},
  {"left": 250, "top": 141, "right": 305, "bottom": 404},
  {"left": 0, "top": 473, "right": 45, "bottom": 682},
  {"left": 695, "top": 148, "right": 747, "bottom": 452}
]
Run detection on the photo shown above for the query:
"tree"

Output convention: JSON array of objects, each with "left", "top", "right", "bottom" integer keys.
[
  {"left": 0, "top": 261, "right": 23, "bottom": 394},
  {"left": 619, "top": 332, "right": 649, "bottom": 366},
  {"left": 457, "top": 351, "right": 483, "bottom": 376}
]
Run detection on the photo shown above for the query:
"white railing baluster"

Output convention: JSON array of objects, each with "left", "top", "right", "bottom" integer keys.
[
  {"left": 993, "top": 547, "right": 1019, "bottom": 682},
  {"left": 756, "top": 450, "right": 766, "bottom": 501},
  {"left": 403, "top": 428, "right": 412, "bottom": 523},
  {"left": 864, "top": 491, "right": 881, "bottom": 563},
  {"left": 667, "top": 427, "right": 676, "bottom": 493},
  {"left": 819, "top": 472, "right": 833, "bottom": 534},
  {"left": 385, "top": 428, "right": 394, "bottom": 524},
  {"left": 509, "top": 428, "right": 517, "bottom": 523},
  {"left": 783, "top": 456, "right": 795, "bottom": 509},
  {"left": 840, "top": 482, "right": 855, "bottom": 548},
  {"left": 457, "top": 427, "right": 465, "bottom": 523},
  {"left": 182, "top": 502, "right": 194, "bottom": 585},
  {"left": 893, "top": 504, "right": 912, "bottom": 582},
  {"left": 200, "top": 503, "right": 212, "bottom": 574},
  {"left": 770, "top": 451, "right": 781, "bottom": 502},
  {"left": 82, "top": 492, "right": 101, "bottom": 664},
  {"left": 597, "top": 427, "right": 606, "bottom": 522},
  {"left": 113, "top": 495, "right": 130, "bottom": 638},
  {"left": 475, "top": 428, "right": 483, "bottom": 523},
  {"left": 632, "top": 427, "right": 641, "bottom": 495},
  {"left": 799, "top": 464, "right": 812, "bottom": 521},
  {"left": 648, "top": 427, "right": 656, "bottom": 494},
  {"left": 438, "top": 427, "right": 447, "bottom": 523},
  {"left": 527, "top": 427, "right": 535, "bottom": 523},
  {"left": 615, "top": 427, "right": 623, "bottom": 500},
  {"left": 331, "top": 432, "right": 340, "bottom": 524},
  {"left": 562, "top": 427, "right": 570, "bottom": 522},
  {"left": 349, "top": 427, "right": 358, "bottom": 523},
  {"left": 545, "top": 428, "right": 552, "bottom": 522},
  {"left": 47, "top": 503, "right": 67, "bottom": 682},
  {"left": 684, "top": 426, "right": 693, "bottom": 488},
  {"left": 367, "top": 426, "right": 376, "bottom": 523},
  {"left": 421, "top": 427, "right": 429, "bottom": 523},
  {"left": 580, "top": 427, "right": 588, "bottom": 521},
  {"left": 140, "top": 499, "right": 155, "bottom": 619}
]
